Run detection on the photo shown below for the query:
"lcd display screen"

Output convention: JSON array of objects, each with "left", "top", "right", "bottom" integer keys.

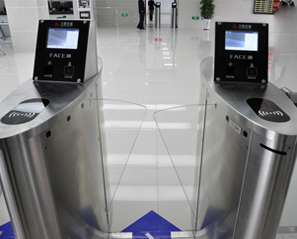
[
  {"left": 225, "top": 31, "right": 258, "bottom": 51},
  {"left": 47, "top": 28, "right": 79, "bottom": 49}
]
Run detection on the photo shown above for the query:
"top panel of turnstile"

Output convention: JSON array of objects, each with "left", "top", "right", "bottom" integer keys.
[
  {"left": 201, "top": 57, "right": 297, "bottom": 138},
  {"left": 0, "top": 57, "right": 102, "bottom": 141}
]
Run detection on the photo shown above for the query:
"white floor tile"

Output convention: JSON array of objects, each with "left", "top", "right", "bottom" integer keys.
[{"left": 282, "top": 234, "right": 297, "bottom": 239}]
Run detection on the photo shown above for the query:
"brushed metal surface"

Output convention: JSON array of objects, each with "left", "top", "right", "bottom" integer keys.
[
  {"left": 0, "top": 148, "right": 26, "bottom": 239},
  {"left": 171, "top": 8, "right": 177, "bottom": 28},
  {"left": 84, "top": 20, "right": 98, "bottom": 82},
  {"left": 282, "top": 87, "right": 297, "bottom": 105},
  {"left": 0, "top": 60, "right": 109, "bottom": 239},
  {"left": 198, "top": 57, "right": 297, "bottom": 239},
  {"left": 155, "top": 7, "right": 161, "bottom": 28},
  {"left": 42, "top": 82, "right": 109, "bottom": 236},
  {"left": 0, "top": 134, "right": 61, "bottom": 239},
  {"left": 200, "top": 57, "right": 297, "bottom": 139},
  {"left": 234, "top": 132, "right": 297, "bottom": 239}
]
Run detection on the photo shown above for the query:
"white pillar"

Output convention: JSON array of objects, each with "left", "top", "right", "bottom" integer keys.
[
  {"left": 73, "top": 0, "right": 79, "bottom": 19},
  {"left": 4, "top": 0, "right": 49, "bottom": 53}
]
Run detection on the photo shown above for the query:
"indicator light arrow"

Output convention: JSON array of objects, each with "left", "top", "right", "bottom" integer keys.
[
  {"left": 122, "top": 210, "right": 181, "bottom": 239},
  {"left": 0, "top": 222, "right": 15, "bottom": 238}
]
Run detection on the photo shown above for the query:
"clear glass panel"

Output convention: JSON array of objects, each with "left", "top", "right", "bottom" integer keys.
[
  {"left": 154, "top": 104, "right": 213, "bottom": 231},
  {"left": 96, "top": 99, "right": 147, "bottom": 213}
]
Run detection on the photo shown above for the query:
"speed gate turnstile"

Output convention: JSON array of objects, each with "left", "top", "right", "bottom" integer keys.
[
  {"left": 0, "top": 19, "right": 297, "bottom": 239},
  {"left": 194, "top": 22, "right": 297, "bottom": 239},
  {"left": 0, "top": 20, "right": 110, "bottom": 239},
  {"left": 198, "top": 57, "right": 297, "bottom": 238}
]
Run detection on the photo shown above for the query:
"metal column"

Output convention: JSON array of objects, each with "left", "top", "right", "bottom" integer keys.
[
  {"left": 155, "top": 2, "right": 161, "bottom": 28},
  {"left": 171, "top": 2, "right": 177, "bottom": 28}
]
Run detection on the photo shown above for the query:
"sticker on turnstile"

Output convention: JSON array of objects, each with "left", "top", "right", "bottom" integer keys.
[
  {"left": 229, "top": 119, "right": 242, "bottom": 135},
  {"left": 247, "top": 98, "right": 290, "bottom": 122},
  {"left": 1, "top": 98, "right": 50, "bottom": 125}
]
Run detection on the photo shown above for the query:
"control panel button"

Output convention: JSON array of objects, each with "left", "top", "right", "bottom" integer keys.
[
  {"left": 247, "top": 67, "right": 258, "bottom": 77},
  {"left": 64, "top": 66, "right": 74, "bottom": 75},
  {"left": 44, "top": 65, "right": 53, "bottom": 75},
  {"left": 226, "top": 66, "right": 235, "bottom": 75}
]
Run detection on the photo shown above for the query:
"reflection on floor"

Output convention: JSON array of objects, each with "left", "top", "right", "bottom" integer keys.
[{"left": 1, "top": 9, "right": 297, "bottom": 239}]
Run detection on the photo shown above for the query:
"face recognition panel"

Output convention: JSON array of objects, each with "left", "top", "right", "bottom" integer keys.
[
  {"left": 214, "top": 22, "right": 269, "bottom": 84},
  {"left": 33, "top": 20, "right": 96, "bottom": 83}
]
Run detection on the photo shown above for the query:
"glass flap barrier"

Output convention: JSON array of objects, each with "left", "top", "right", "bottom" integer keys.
[
  {"left": 154, "top": 102, "right": 249, "bottom": 239},
  {"left": 154, "top": 103, "right": 214, "bottom": 237},
  {"left": 94, "top": 98, "right": 148, "bottom": 232}
]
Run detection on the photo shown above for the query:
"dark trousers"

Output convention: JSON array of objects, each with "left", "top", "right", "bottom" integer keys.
[
  {"left": 149, "top": 9, "right": 154, "bottom": 21},
  {"left": 137, "top": 12, "right": 145, "bottom": 29}
]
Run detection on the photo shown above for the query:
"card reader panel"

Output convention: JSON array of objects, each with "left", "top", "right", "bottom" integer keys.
[
  {"left": 247, "top": 98, "right": 290, "bottom": 122},
  {"left": 1, "top": 99, "right": 50, "bottom": 125}
]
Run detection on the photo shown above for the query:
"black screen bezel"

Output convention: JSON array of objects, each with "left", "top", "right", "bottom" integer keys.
[
  {"left": 214, "top": 22, "right": 269, "bottom": 84},
  {"left": 33, "top": 20, "right": 90, "bottom": 83}
]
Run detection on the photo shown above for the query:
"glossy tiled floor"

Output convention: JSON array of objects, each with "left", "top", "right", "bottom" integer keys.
[{"left": 1, "top": 5, "right": 297, "bottom": 238}]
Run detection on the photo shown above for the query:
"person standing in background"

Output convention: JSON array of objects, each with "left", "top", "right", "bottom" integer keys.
[
  {"left": 148, "top": 0, "right": 156, "bottom": 21},
  {"left": 137, "top": 0, "right": 145, "bottom": 30},
  {"left": 58, "top": 2, "right": 70, "bottom": 11}
]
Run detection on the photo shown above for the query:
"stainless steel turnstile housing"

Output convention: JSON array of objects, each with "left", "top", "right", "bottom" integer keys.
[
  {"left": 197, "top": 57, "right": 297, "bottom": 239},
  {"left": 0, "top": 60, "right": 109, "bottom": 239}
]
